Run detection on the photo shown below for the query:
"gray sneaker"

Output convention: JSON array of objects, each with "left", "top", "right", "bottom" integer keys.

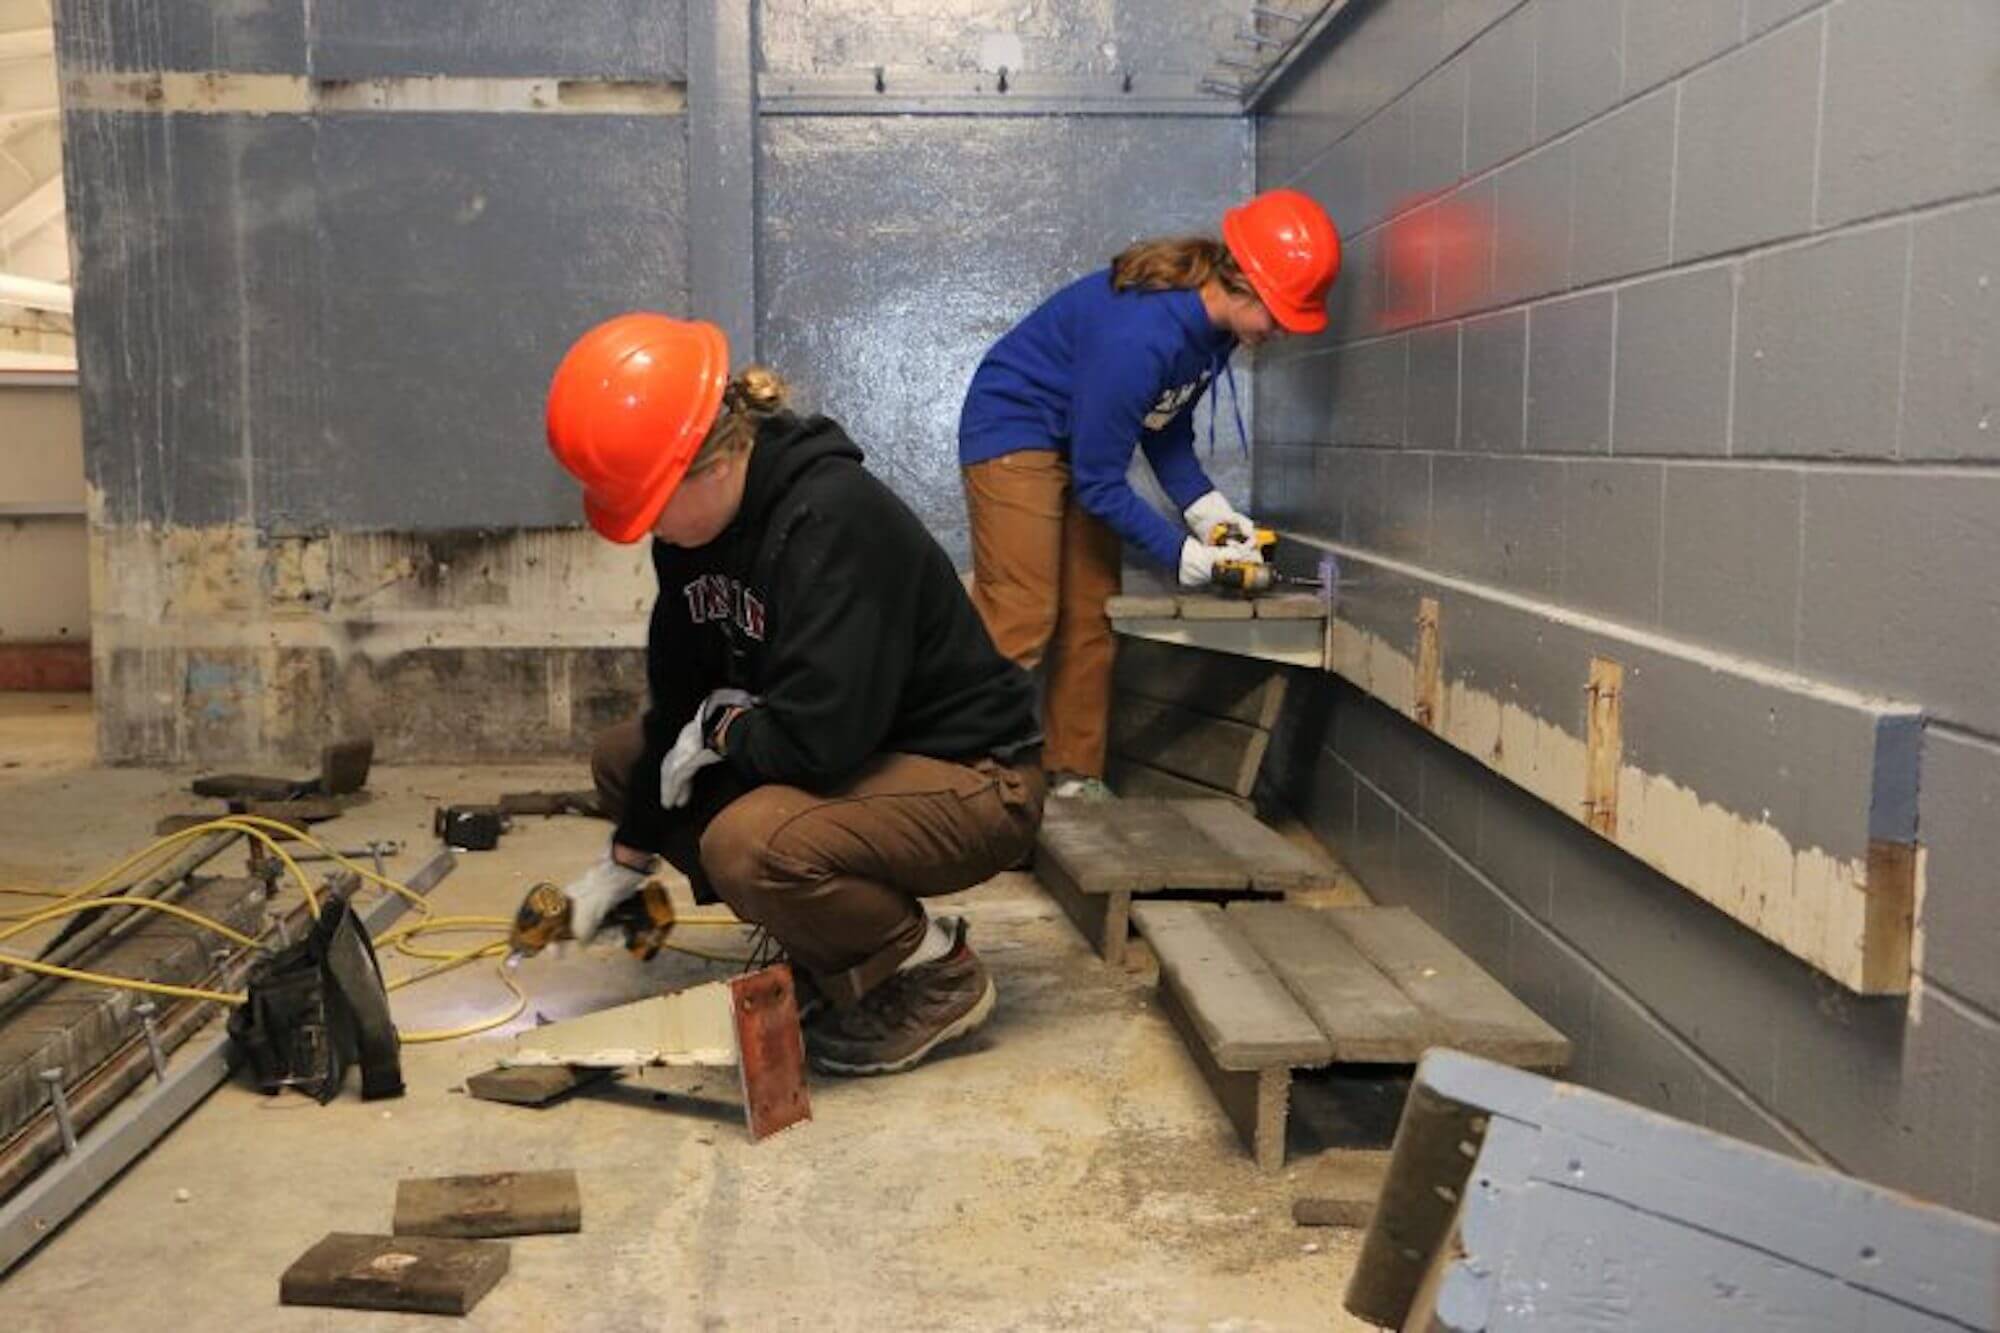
[{"left": 807, "top": 919, "right": 996, "bottom": 1076}]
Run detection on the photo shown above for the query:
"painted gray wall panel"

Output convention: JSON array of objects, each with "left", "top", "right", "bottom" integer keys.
[
  {"left": 757, "top": 115, "right": 1252, "bottom": 565},
  {"left": 1406, "top": 323, "right": 1461, "bottom": 452},
  {"left": 1659, "top": 463, "right": 1803, "bottom": 666},
  {"left": 1611, "top": 265, "right": 1734, "bottom": 457},
  {"left": 1566, "top": 86, "right": 1675, "bottom": 289},
  {"left": 1463, "top": 2, "right": 1536, "bottom": 177},
  {"left": 1903, "top": 197, "right": 2000, "bottom": 462},
  {"left": 757, "top": 0, "right": 1235, "bottom": 75},
  {"left": 1558, "top": 458, "right": 1661, "bottom": 625},
  {"left": 283, "top": 114, "right": 689, "bottom": 531},
  {"left": 311, "top": 1, "right": 688, "bottom": 80},
  {"left": 55, "top": 0, "right": 307, "bottom": 73},
  {"left": 1490, "top": 140, "right": 1571, "bottom": 305},
  {"left": 1622, "top": 0, "right": 1743, "bottom": 97},
  {"left": 1529, "top": 0, "right": 1623, "bottom": 141},
  {"left": 1914, "top": 731, "right": 2000, "bottom": 1017},
  {"left": 1525, "top": 291, "right": 1613, "bottom": 455},
  {"left": 67, "top": 112, "right": 321, "bottom": 528},
  {"left": 1458, "top": 308, "right": 1525, "bottom": 452}
]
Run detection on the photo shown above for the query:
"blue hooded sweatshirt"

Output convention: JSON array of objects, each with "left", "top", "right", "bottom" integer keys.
[{"left": 958, "top": 271, "right": 1238, "bottom": 568}]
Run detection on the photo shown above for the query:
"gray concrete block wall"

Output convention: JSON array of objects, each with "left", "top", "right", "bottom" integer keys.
[{"left": 1255, "top": 0, "right": 2000, "bottom": 1219}]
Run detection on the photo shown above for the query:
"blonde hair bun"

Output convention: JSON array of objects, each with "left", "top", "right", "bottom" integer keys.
[{"left": 725, "top": 365, "right": 790, "bottom": 415}]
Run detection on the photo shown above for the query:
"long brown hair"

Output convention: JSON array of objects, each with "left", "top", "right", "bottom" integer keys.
[
  {"left": 1109, "top": 236, "right": 1254, "bottom": 297},
  {"left": 690, "top": 365, "right": 790, "bottom": 470}
]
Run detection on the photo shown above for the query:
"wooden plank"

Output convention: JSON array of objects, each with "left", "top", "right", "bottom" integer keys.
[
  {"left": 1106, "top": 758, "right": 1253, "bottom": 811},
  {"left": 1111, "top": 696, "right": 1269, "bottom": 797},
  {"left": 1034, "top": 847, "right": 1132, "bottom": 966},
  {"left": 1176, "top": 801, "right": 1339, "bottom": 894},
  {"left": 1114, "top": 636, "right": 1289, "bottom": 729},
  {"left": 1132, "top": 901, "right": 1332, "bottom": 1070},
  {"left": 1227, "top": 903, "right": 1438, "bottom": 1063},
  {"left": 1861, "top": 840, "right": 1918, "bottom": 995},
  {"left": 1325, "top": 908, "right": 1572, "bottom": 1070},
  {"left": 1112, "top": 799, "right": 1250, "bottom": 890},
  {"left": 280, "top": 1233, "right": 509, "bottom": 1316},
  {"left": 1584, "top": 657, "right": 1623, "bottom": 836},
  {"left": 394, "top": 1171, "right": 581, "bottom": 1239},
  {"left": 1105, "top": 592, "right": 1178, "bottom": 619},
  {"left": 464, "top": 1064, "right": 615, "bottom": 1107},
  {"left": 1111, "top": 616, "right": 1327, "bottom": 669},
  {"left": 1179, "top": 594, "right": 1255, "bottom": 621},
  {"left": 1036, "top": 804, "right": 1153, "bottom": 895},
  {"left": 1253, "top": 592, "right": 1326, "bottom": 620},
  {"left": 1156, "top": 976, "right": 1291, "bottom": 1171}
]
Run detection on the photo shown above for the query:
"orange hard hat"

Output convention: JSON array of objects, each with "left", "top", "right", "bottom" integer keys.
[
  {"left": 1221, "top": 189, "right": 1341, "bottom": 335},
  {"left": 545, "top": 312, "right": 730, "bottom": 543}
]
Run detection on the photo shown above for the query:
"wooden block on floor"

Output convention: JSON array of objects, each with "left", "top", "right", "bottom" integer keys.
[
  {"left": 1175, "top": 801, "right": 1338, "bottom": 894},
  {"left": 1106, "top": 593, "right": 1179, "bottom": 619},
  {"left": 1114, "top": 636, "right": 1289, "bottom": 728},
  {"left": 1254, "top": 592, "right": 1327, "bottom": 620},
  {"left": 1111, "top": 697, "right": 1270, "bottom": 797},
  {"left": 280, "top": 1232, "right": 509, "bottom": 1316},
  {"left": 1156, "top": 974, "right": 1291, "bottom": 1172},
  {"left": 394, "top": 1171, "right": 582, "bottom": 1239},
  {"left": 1179, "top": 595, "right": 1255, "bottom": 621},
  {"left": 1033, "top": 844, "right": 1133, "bottom": 967},
  {"left": 1227, "top": 903, "right": 1437, "bottom": 1063},
  {"left": 1292, "top": 1149, "right": 1393, "bottom": 1227},
  {"left": 464, "top": 1064, "right": 615, "bottom": 1107},
  {"left": 1106, "top": 759, "right": 1252, "bottom": 812},
  {"left": 1037, "top": 799, "right": 1248, "bottom": 893},
  {"left": 1132, "top": 901, "right": 1331, "bottom": 1071},
  {"left": 1325, "top": 907, "right": 1572, "bottom": 1070}
]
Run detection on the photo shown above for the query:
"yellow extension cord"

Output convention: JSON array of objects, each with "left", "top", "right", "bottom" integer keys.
[{"left": 0, "top": 816, "right": 753, "bottom": 1044}]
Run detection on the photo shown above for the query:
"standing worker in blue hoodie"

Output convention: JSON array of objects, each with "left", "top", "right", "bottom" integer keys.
[{"left": 958, "top": 189, "right": 1341, "bottom": 800}]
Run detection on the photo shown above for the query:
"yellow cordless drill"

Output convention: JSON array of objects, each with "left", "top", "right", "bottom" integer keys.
[
  {"left": 507, "top": 880, "right": 679, "bottom": 964},
  {"left": 1205, "top": 524, "right": 1322, "bottom": 594}
]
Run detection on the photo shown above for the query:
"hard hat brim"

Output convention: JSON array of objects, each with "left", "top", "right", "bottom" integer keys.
[{"left": 575, "top": 321, "right": 730, "bottom": 544}]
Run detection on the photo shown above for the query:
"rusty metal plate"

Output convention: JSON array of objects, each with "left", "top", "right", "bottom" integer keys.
[{"left": 730, "top": 965, "right": 810, "bottom": 1143}]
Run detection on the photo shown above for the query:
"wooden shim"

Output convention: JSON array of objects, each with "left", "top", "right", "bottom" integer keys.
[
  {"left": 1132, "top": 901, "right": 1332, "bottom": 1071},
  {"left": 395, "top": 1171, "right": 581, "bottom": 1239},
  {"left": 1111, "top": 696, "right": 1269, "bottom": 797},
  {"left": 1106, "top": 592, "right": 1179, "bottom": 619},
  {"left": 1114, "top": 636, "right": 1289, "bottom": 729},
  {"left": 1414, "top": 598, "right": 1442, "bottom": 731},
  {"left": 1255, "top": 592, "right": 1326, "bottom": 620},
  {"left": 1157, "top": 976, "right": 1291, "bottom": 1171},
  {"left": 1176, "top": 800, "right": 1338, "bottom": 894},
  {"left": 1325, "top": 908, "right": 1571, "bottom": 1070},
  {"left": 1227, "top": 903, "right": 1437, "bottom": 1062},
  {"left": 1035, "top": 848, "right": 1132, "bottom": 966},
  {"left": 280, "top": 1232, "right": 509, "bottom": 1316},
  {"left": 464, "top": 1064, "right": 614, "bottom": 1107},
  {"left": 1584, "top": 657, "right": 1623, "bottom": 836},
  {"left": 1107, "top": 758, "right": 1254, "bottom": 812}
]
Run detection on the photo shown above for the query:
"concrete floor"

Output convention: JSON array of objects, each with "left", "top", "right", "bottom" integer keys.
[{"left": 0, "top": 694, "right": 1373, "bottom": 1330}]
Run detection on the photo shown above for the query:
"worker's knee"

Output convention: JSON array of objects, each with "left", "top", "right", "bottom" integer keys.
[{"left": 698, "top": 788, "right": 808, "bottom": 899}]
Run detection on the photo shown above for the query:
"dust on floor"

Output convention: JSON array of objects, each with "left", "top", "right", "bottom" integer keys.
[{"left": 0, "top": 693, "right": 1372, "bottom": 1330}]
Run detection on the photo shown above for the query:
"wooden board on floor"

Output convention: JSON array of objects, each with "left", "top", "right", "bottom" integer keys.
[
  {"left": 1114, "top": 637, "right": 1289, "bottom": 729},
  {"left": 1226, "top": 903, "right": 1437, "bottom": 1063},
  {"left": 1036, "top": 800, "right": 1249, "bottom": 895},
  {"left": 1324, "top": 907, "right": 1571, "bottom": 1070},
  {"left": 1175, "top": 801, "right": 1338, "bottom": 894},
  {"left": 394, "top": 1171, "right": 582, "bottom": 1239},
  {"left": 1131, "top": 901, "right": 1331, "bottom": 1071},
  {"left": 280, "top": 1232, "right": 509, "bottom": 1316},
  {"left": 1106, "top": 758, "right": 1253, "bottom": 811},
  {"left": 1110, "top": 697, "right": 1269, "bottom": 798}
]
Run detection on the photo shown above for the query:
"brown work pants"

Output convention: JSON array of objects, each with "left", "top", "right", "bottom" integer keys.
[
  {"left": 962, "top": 450, "right": 1122, "bottom": 778},
  {"left": 592, "top": 719, "right": 1044, "bottom": 1008}
]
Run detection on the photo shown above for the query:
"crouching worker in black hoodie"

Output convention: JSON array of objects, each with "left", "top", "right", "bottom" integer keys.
[{"left": 542, "top": 313, "right": 1045, "bottom": 1076}]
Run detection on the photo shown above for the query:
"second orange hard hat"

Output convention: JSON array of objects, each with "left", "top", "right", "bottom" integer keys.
[
  {"left": 1222, "top": 189, "right": 1342, "bottom": 335},
  {"left": 545, "top": 312, "right": 730, "bottom": 543}
]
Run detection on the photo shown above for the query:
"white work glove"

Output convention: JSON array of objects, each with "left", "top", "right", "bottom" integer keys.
[
  {"left": 659, "top": 688, "right": 758, "bottom": 810},
  {"left": 1183, "top": 489, "right": 1257, "bottom": 547},
  {"left": 1179, "top": 535, "right": 1266, "bottom": 589},
  {"left": 561, "top": 853, "right": 648, "bottom": 949}
]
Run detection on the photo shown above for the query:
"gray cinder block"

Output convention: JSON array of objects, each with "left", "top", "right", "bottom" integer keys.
[
  {"left": 1407, "top": 322, "right": 1463, "bottom": 452},
  {"left": 1902, "top": 197, "right": 2000, "bottom": 462},
  {"left": 1623, "top": 0, "right": 1745, "bottom": 96},
  {"left": 1613, "top": 265, "right": 1735, "bottom": 457},
  {"left": 1460, "top": 309, "right": 1528, "bottom": 452},
  {"left": 1733, "top": 222, "right": 1907, "bottom": 460},
  {"left": 1492, "top": 142, "right": 1573, "bottom": 306},
  {"left": 1532, "top": 0, "right": 1625, "bottom": 140},
  {"left": 1464, "top": 4, "right": 1537, "bottom": 176},
  {"left": 1409, "top": 58, "right": 1469, "bottom": 200},
  {"left": 1672, "top": 16, "right": 1822, "bottom": 262},
  {"left": 1434, "top": 178, "right": 1498, "bottom": 319},
  {"left": 1568, "top": 87, "right": 1676, "bottom": 289},
  {"left": 1559, "top": 459, "right": 1664, "bottom": 625},
  {"left": 1659, "top": 463, "right": 1803, "bottom": 665},
  {"left": 1527, "top": 291, "right": 1615, "bottom": 455},
  {"left": 1332, "top": 337, "right": 1411, "bottom": 449},
  {"left": 1917, "top": 730, "right": 2000, "bottom": 1016}
]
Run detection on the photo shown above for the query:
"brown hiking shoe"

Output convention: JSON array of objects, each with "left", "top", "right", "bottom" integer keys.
[{"left": 807, "top": 919, "right": 996, "bottom": 1076}]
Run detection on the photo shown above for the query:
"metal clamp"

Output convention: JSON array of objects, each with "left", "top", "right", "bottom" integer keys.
[
  {"left": 38, "top": 1069, "right": 77, "bottom": 1155},
  {"left": 135, "top": 1001, "right": 168, "bottom": 1082}
]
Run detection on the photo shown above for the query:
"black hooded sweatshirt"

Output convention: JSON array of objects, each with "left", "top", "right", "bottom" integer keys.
[{"left": 613, "top": 412, "right": 1040, "bottom": 855}]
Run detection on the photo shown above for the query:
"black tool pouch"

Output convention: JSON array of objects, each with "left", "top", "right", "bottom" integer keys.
[{"left": 228, "top": 897, "right": 404, "bottom": 1102}]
